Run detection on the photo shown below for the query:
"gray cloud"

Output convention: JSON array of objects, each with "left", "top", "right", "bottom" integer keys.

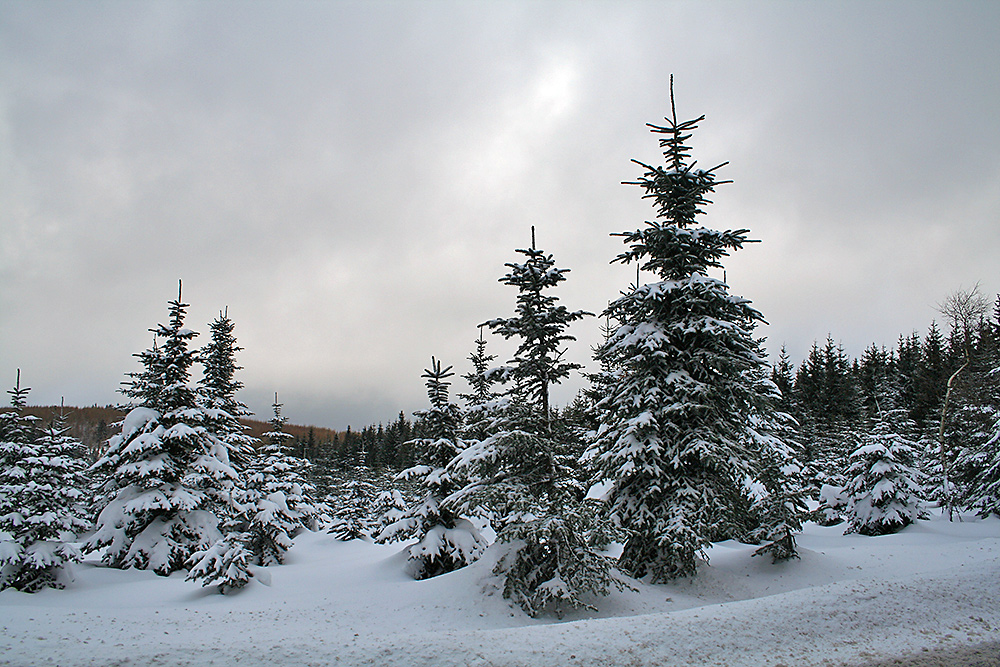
[{"left": 2, "top": 0, "right": 998, "bottom": 427}]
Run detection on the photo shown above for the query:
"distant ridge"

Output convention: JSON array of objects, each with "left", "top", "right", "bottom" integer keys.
[{"left": 2, "top": 405, "right": 342, "bottom": 458}]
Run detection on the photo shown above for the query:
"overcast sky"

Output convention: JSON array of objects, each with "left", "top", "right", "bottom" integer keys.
[{"left": 2, "top": 0, "right": 998, "bottom": 429}]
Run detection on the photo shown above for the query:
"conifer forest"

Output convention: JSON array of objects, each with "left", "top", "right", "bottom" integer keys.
[{"left": 2, "top": 86, "right": 999, "bottom": 666}]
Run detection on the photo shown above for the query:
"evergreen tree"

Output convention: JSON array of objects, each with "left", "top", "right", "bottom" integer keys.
[
  {"left": 895, "top": 332, "right": 923, "bottom": 425},
  {"left": 857, "top": 344, "right": 896, "bottom": 419},
  {"left": 746, "top": 387, "right": 808, "bottom": 562},
  {"left": 327, "top": 479, "right": 376, "bottom": 541},
  {"left": 87, "top": 284, "right": 239, "bottom": 575},
  {"left": 458, "top": 328, "right": 500, "bottom": 443},
  {"left": 198, "top": 309, "right": 256, "bottom": 468},
  {"left": 460, "top": 327, "right": 498, "bottom": 408},
  {"left": 844, "top": 415, "right": 924, "bottom": 536},
  {"left": 185, "top": 533, "right": 253, "bottom": 594},
  {"left": 914, "top": 323, "right": 946, "bottom": 428},
  {"left": 1, "top": 374, "right": 91, "bottom": 591},
  {"left": 964, "top": 404, "right": 1000, "bottom": 517},
  {"left": 588, "top": 80, "right": 781, "bottom": 581},
  {"left": 190, "top": 396, "right": 322, "bottom": 593},
  {"left": 484, "top": 226, "right": 592, "bottom": 429},
  {"left": 378, "top": 358, "right": 485, "bottom": 579},
  {"left": 243, "top": 395, "right": 319, "bottom": 565},
  {"left": 770, "top": 344, "right": 796, "bottom": 414},
  {"left": 0, "top": 370, "right": 38, "bottom": 529},
  {"left": 961, "top": 298, "right": 1000, "bottom": 516},
  {"left": 792, "top": 336, "right": 861, "bottom": 486},
  {"left": 449, "top": 229, "right": 624, "bottom": 617}
]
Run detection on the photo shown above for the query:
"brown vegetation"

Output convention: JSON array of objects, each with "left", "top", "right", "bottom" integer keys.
[{"left": 1, "top": 405, "right": 341, "bottom": 460}]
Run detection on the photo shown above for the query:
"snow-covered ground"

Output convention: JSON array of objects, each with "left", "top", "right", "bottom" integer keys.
[{"left": 1, "top": 513, "right": 998, "bottom": 667}]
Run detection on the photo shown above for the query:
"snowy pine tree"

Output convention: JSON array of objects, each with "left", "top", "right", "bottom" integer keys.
[
  {"left": 5, "top": 404, "right": 93, "bottom": 591},
  {"left": 185, "top": 532, "right": 253, "bottom": 594},
  {"left": 198, "top": 308, "right": 256, "bottom": 471},
  {"left": 965, "top": 405, "right": 1000, "bottom": 517},
  {"left": 87, "top": 283, "right": 239, "bottom": 575},
  {"left": 192, "top": 395, "right": 320, "bottom": 591},
  {"left": 243, "top": 395, "right": 319, "bottom": 565},
  {"left": 377, "top": 358, "right": 485, "bottom": 579},
  {"left": 447, "top": 231, "right": 625, "bottom": 616},
  {"left": 186, "top": 310, "right": 259, "bottom": 593},
  {"left": 327, "top": 479, "right": 376, "bottom": 541},
  {"left": 748, "top": 410, "right": 808, "bottom": 562},
  {"left": 844, "top": 416, "right": 924, "bottom": 536},
  {"left": 1, "top": 374, "right": 92, "bottom": 591},
  {"left": 587, "top": 80, "right": 780, "bottom": 581},
  {"left": 458, "top": 327, "right": 500, "bottom": 443},
  {"left": 484, "top": 227, "right": 591, "bottom": 431},
  {"left": 0, "top": 371, "right": 38, "bottom": 558}
]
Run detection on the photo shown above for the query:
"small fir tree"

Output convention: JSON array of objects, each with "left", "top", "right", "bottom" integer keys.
[
  {"left": 0, "top": 371, "right": 38, "bottom": 538},
  {"left": 484, "top": 227, "right": 591, "bottom": 431},
  {"left": 186, "top": 309, "right": 259, "bottom": 593},
  {"left": 1, "top": 373, "right": 92, "bottom": 591},
  {"left": 327, "top": 479, "right": 376, "bottom": 541},
  {"left": 958, "top": 358, "right": 1000, "bottom": 517},
  {"left": 458, "top": 328, "right": 500, "bottom": 443},
  {"left": 378, "top": 358, "right": 485, "bottom": 579},
  {"left": 844, "top": 415, "right": 924, "bottom": 536},
  {"left": 186, "top": 533, "right": 253, "bottom": 594},
  {"left": 243, "top": 395, "right": 319, "bottom": 565},
  {"left": 748, "top": 411, "right": 808, "bottom": 562}
]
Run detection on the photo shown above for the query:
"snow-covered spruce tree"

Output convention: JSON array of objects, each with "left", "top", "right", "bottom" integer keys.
[
  {"left": 87, "top": 283, "right": 239, "bottom": 575},
  {"left": 747, "top": 409, "right": 808, "bottom": 562},
  {"left": 242, "top": 395, "right": 319, "bottom": 566},
  {"left": 1, "top": 371, "right": 40, "bottom": 589},
  {"left": 186, "top": 309, "right": 259, "bottom": 593},
  {"left": 844, "top": 415, "right": 924, "bottom": 536},
  {"left": 185, "top": 532, "right": 253, "bottom": 594},
  {"left": 0, "top": 371, "right": 38, "bottom": 540},
  {"left": 458, "top": 327, "right": 500, "bottom": 443},
  {"left": 1, "top": 373, "right": 90, "bottom": 591},
  {"left": 587, "top": 80, "right": 783, "bottom": 581},
  {"left": 327, "top": 478, "right": 377, "bottom": 541},
  {"left": 448, "top": 231, "right": 626, "bottom": 617},
  {"left": 198, "top": 308, "right": 256, "bottom": 470},
  {"left": 377, "top": 358, "right": 485, "bottom": 579},
  {"left": 484, "top": 228, "right": 592, "bottom": 432},
  {"left": 1, "top": 401, "right": 93, "bottom": 592},
  {"left": 964, "top": 404, "right": 1000, "bottom": 516}
]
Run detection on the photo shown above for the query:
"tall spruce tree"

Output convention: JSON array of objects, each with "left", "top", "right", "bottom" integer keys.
[
  {"left": 588, "top": 79, "right": 783, "bottom": 581},
  {"left": 0, "top": 371, "right": 37, "bottom": 537},
  {"left": 186, "top": 310, "right": 259, "bottom": 593},
  {"left": 87, "top": 283, "right": 239, "bottom": 575}
]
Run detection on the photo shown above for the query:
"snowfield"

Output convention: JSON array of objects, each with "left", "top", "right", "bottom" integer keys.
[{"left": 1, "top": 513, "right": 997, "bottom": 667}]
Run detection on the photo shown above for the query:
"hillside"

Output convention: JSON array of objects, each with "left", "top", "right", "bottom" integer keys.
[{"left": 4, "top": 405, "right": 342, "bottom": 458}]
